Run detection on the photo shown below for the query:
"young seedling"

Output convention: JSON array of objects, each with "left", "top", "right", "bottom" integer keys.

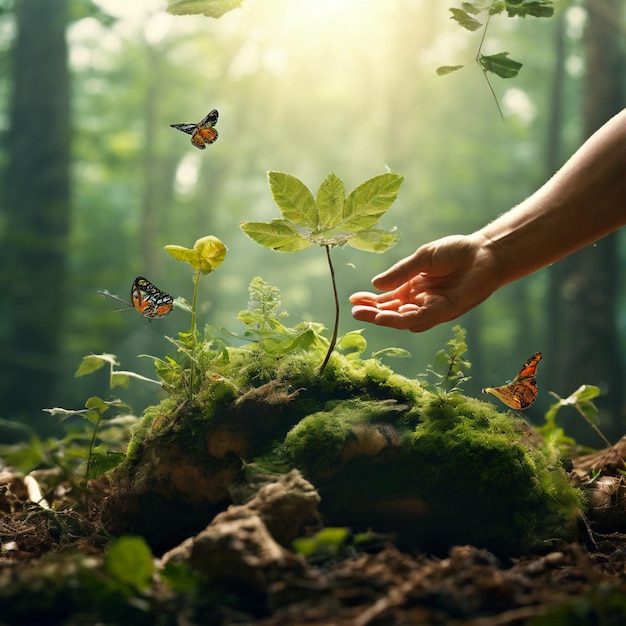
[
  {"left": 165, "top": 235, "right": 227, "bottom": 397},
  {"left": 543, "top": 385, "right": 626, "bottom": 470},
  {"left": 241, "top": 171, "right": 403, "bottom": 374},
  {"left": 420, "top": 324, "right": 471, "bottom": 397}
]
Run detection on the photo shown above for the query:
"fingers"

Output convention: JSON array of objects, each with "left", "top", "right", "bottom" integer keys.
[
  {"left": 351, "top": 304, "right": 440, "bottom": 333},
  {"left": 371, "top": 248, "right": 430, "bottom": 291}
]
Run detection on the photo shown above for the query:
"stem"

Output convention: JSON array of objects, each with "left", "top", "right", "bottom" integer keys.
[
  {"left": 575, "top": 403, "right": 626, "bottom": 469},
  {"left": 319, "top": 245, "right": 339, "bottom": 375},
  {"left": 475, "top": 2, "right": 504, "bottom": 122},
  {"left": 86, "top": 411, "right": 102, "bottom": 482},
  {"left": 189, "top": 269, "right": 201, "bottom": 398}
]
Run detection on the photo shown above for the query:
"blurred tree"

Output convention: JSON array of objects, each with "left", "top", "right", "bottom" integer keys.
[
  {"left": 553, "top": 0, "right": 625, "bottom": 442},
  {"left": 0, "top": 0, "right": 71, "bottom": 417}
]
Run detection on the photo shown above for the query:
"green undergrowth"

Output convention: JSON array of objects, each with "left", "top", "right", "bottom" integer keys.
[{"left": 116, "top": 322, "right": 582, "bottom": 556}]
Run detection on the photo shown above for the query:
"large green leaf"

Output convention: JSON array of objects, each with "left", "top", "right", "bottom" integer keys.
[
  {"left": 330, "top": 173, "right": 403, "bottom": 234},
  {"left": 479, "top": 52, "right": 522, "bottom": 78},
  {"left": 316, "top": 173, "right": 346, "bottom": 229},
  {"left": 346, "top": 228, "right": 399, "bottom": 253},
  {"left": 167, "top": 0, "right": 243, "bottom": 18},
  {"left": 268, "top": 172, "right": 318, "bottom": 230},
  {"left": 240, "top": 219, "right": 313, "bottom": 252}
]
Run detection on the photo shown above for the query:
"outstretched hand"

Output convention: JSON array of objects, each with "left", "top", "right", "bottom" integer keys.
[{"left": 349, "top": 233, "right": 504, "bottom": 333}]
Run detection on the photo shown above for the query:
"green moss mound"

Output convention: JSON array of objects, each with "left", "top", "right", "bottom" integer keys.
[{"left": 108, "top": 346, "right": 582, "bottom": 556}]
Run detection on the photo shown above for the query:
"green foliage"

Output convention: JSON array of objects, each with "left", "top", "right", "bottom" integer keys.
[
  {"left": 440, "top": 0, "right": 554, "bottom": 115},
  {"left": 420, "top": 325, "right": 471, "bottom": 396},
  {"left": 292, "top": 527, "right": 351, "bottom": 559},
  {"left": 104, "top": 536, "right": 155, "bottom": 594},
  {"left": 539, "top": 386, "right": 624, "bottom": 467},
  {"left": 241, "top": 172, "right": 403, "bottom": 373},
  {"left": 167, "top": 0, "right": 243, "bottom": 18},
  {"left": 241, "top": 172, "right": 402, "bottom": 252},
  {"left": 165, "top": 235, "right": 228, "bottom": 398}
]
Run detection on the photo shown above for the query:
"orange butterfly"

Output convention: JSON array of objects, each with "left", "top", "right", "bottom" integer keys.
[
  {"left": 170, "top": 109, "right": 219, "bottom": 150},
  {"left": 99, "top": 277, "right": 174, "bottom": 319},
  {"left": 482, "top": 352, "right": 542, "bottom": 410}
]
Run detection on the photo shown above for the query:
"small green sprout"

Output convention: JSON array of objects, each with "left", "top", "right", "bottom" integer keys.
[{"left": 241, "top": 171, "right": 403, "bottom": 374}]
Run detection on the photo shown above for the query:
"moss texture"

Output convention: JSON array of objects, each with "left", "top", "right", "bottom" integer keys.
[{"left": 107, "top": 346, "right": 582, "bottom": 556}]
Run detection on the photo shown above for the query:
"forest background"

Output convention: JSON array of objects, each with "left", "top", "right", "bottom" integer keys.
[{"left": 0, "top": 0, "right": 624, "bottom": 446}]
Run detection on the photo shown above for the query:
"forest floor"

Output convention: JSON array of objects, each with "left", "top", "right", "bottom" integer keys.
[{"left": 1, "top": 441, "right": 626, "bottom": 625}]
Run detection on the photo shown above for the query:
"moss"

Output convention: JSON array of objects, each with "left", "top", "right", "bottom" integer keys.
[{"left": 111, "top": 347, "right": 581, "bottom": 555}]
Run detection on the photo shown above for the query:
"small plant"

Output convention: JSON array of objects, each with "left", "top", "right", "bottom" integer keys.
[
  {"left": 241, "top": 171, "right": 403, "bottom": 373},
  {"left": 539, "top": 384, "right": 626, "bottom": 469},
  {"left": 420, "top": 324, "right": 471, "bottom": 396},
  {"left": 165, "top": 235, "right": 227, "bottom": 397}
]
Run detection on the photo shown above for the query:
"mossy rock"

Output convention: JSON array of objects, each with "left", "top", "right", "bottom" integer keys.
[{"left": 104, "top": 349, "right": 582, "bottom": 556}]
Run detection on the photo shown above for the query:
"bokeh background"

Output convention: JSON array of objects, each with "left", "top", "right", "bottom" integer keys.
[{"left": 0, "top": 0, "right": 624, "bottom": 445}]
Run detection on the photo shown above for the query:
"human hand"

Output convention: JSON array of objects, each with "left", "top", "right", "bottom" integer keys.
[{"left": 349, "top": 233, "right": 504, "bottom": 332}]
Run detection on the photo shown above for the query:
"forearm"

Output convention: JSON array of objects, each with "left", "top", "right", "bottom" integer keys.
[{"left": 480, "top": 109, "right": 626, "bottom": 286}]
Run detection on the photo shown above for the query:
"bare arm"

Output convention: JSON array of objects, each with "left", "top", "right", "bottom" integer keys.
[{"left": 350, "top": 108, "right": 626, "bottom": 332}]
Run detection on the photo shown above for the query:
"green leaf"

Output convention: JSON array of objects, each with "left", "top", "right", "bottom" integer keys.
[
  {"left": 293, "top": 527, "right": 351, "bottom": 558},
  {"left": 87, "top": 450, "right": 125, "bottom": 479},
  {"left": 268, "top": 171, "right": 318, "bottom": 230},
  {"left": 75, "top": 353, "right": 119, "bottom": 377},
  {"left": 563, "top": 384, "right": 602, "bottom": 405},
  {"left": 316, "top": 173, "right": 346, "bottom": 229},
  {"left": 461, "top": 2, "right": 481, "bottom": 14},
  {"left": 105, "top": 536, "right": 154, "bottom": 592},
  {"left": 240, "top": 219, "right": 313, "bottom": 252},
  {"left": 371, "top": 347, "right": 412, "bottom": 360},
  {"left": 167, "top": 0, "right": 243, "bottom": 18},
  {"left": 328, "top": 173, "right": 403, "bottom": 235},
  {"left": 436, "top": 65, "right": 465, "bottom": 76},
  {"left": 165, "top": 235, "right": 227, "bottom": 275},
  {"left": 479, "top": 52, "right": 523, "bottom": 78},
  {"left": 449, "top": 7, "right": 482, "bottom": 31},
  {"left": 490, "top": 1, "right": 507, "bottom": 14},
  {"left": 111, "top": 370, "right": 161, "bottom": 389},
  {"left": 346, "top": 228, "right": 398, "bottom": 253},
  {"left": 43, "top": 406, "right": 91, "bottom": 421},
  {"left": 336, "top": 330, "right": 367, "bottom": 358},
  {"left": 504, "top": 0, "right": 554, "bottom": 18}
]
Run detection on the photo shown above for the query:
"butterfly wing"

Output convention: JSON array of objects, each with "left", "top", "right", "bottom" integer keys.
[
  {"left": 516, "top": 352, "right": 542, "bottom": 380},
  {"left": 483, "top": 378, "right": 538, "bottom": 411},
  {"left": 170, "top": 123, "right": 197, "bottom": 136},
  {"left": 131, "top": 276, "right": 174, "bottom": 319},
  {"left": 198, "top": 109, "right": 219, "bottom": 128},
  {"left": 483, "top": 352, "right": 542, "bottom": 411}
]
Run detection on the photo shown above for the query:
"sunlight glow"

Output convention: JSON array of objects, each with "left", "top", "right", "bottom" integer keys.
[
  {"left": 174, "top": 153, "right": 201, "bottom": 197},
  {"left": 502, "top": 88, "right": 537, "bottom": 124}
]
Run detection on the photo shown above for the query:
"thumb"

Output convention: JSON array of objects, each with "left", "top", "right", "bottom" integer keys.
[{"left": 372, "top": 246, "right": 432, "bottom": 291}]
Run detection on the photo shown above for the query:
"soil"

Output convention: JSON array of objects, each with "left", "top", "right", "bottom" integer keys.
[{"left": 1, "top": 440, "right": 626, "bottom": 625}]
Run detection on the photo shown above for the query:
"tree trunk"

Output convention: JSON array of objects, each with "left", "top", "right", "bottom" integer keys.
[
  {"left": 553, "top": 0, "right": 625, "bottom": 443},
  {"left": 0, "top": 0, "right": 71, "bottom": 417}
]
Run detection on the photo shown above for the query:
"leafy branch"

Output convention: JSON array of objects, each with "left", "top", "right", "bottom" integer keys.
[
  {"left": 437, "top": 1, "right": 555, "bottom": 116},
  {"left": 241, "top": 171, "right": 403, "bottom": 374}
]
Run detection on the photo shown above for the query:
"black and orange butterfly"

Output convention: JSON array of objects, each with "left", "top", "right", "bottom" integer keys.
[
  {"left": 482, "top": 352, "right": 542, "bottom": 411},
  {"left": 170, "top": 109, "right": 219, "bottom": 150},
  {"left": 99, "top": 277, "right": 174, "bottom": 319}
]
